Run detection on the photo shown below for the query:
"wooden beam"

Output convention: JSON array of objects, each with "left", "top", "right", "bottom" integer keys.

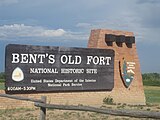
[
  {"left": 35, "top": 102, "right": 160, "bottom": 119},
  {"left": 40, "top": 96, "right": 46, "bottom": 120}
]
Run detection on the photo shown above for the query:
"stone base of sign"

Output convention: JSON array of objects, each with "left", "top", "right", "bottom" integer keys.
[{"left": 0, "top": 29, "right": 145, "bottom": 109}]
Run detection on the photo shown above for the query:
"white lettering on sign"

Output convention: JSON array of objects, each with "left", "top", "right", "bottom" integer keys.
[
  {"left": 61, "top": 68, "right": 84, "bottom": 74},
  {"left": 60, "top": 55, "right": 82, "bottom": 65},
  {"left": 87, "top": 56, "right": 111, "bottom": 65},
  {"left": 12, "top": 53, "right": 55, "bottom": 64},
  {"left": 126, "top": 61, "right": 136, "bottom": 74},
  {"left": 86, "top": 69, "right": 97, "bottom": 74},
  {"left": 11, "top": 53, "right": 112, "bottom": 65},
  {"left": 30, "top": 68, "right": 58, "bottom": 74},
  {"left": 12, "top": 53, "right": 20, "bottom": 63}
]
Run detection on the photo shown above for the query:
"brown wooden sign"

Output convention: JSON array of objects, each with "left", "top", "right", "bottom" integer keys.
[{"left": 5, "top": 44, "right": 114, "bottom": 94}]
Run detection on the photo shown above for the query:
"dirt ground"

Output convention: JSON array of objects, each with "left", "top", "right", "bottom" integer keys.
[{"left": 0, "top": 103, "right": 159, "bottom": 120}]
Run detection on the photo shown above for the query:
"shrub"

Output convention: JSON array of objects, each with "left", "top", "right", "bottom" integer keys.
[
  {"left": 142, "top": 73, "right": 160, "bottom": 86},
  {"left": 0, "top": 72, "right": 5, "bottom": 83},
  {"left": 103, "top": 96, "right": 114, "bottom": 105}
]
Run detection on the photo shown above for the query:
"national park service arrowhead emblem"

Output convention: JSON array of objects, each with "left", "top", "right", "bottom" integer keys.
[{"left": 119, "top": 57, "right": 135, "bottom": 88}]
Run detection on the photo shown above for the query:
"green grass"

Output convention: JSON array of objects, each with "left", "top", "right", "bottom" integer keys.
[
  {"left": 143, "top": 79, "right": 160, "bottom": 86},
  {"left": 144, "top": 86, "right": 160, "bottom": 104},
  {"left": 0, "top": 108, "right": 37, "bottom": 120},
  {"left": 0, "top": 79, "right": 5, "bottom": 83},
  {"left": 0, "top": 83, "right": 5, "bottom": 90}
]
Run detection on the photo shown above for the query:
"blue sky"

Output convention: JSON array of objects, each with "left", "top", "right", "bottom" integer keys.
[{"left": 0, "top": 0, "right": 160, "bottom": 73}]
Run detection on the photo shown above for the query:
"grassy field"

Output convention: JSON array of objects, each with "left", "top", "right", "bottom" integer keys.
[
  {"left": 144, "top": 86, "right": 160, "bottom": 104},
  {"left": 0, "top": 84, "right": 160, "bottom": 119},
  {"left": 0, "top": 83, "right": 4, "bottom": 90},
  {"left": 0, "top": 107, "right": 159, "bottom": 120}
]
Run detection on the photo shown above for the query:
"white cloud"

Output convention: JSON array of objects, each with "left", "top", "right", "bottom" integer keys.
[
  {"left": 76, "top": 17, "right": 145, "bottom": 40},
  {"left": 76, "top": 11, "right": 160, "bottom": 43},
  {"left": 0, "top": 24, "right": 88, "bottom": 41},
  {"left": 64, "top": 31, "right": 89, "bottom": 40},
  {"left": 40, "top": 29, "right": 66, "bottom": 37},
  {"left": 74, "top": 0, "right": 160, "bottom": 44},
  {"left": 0, "top": 24, "right": 66, "bottom": 38}
]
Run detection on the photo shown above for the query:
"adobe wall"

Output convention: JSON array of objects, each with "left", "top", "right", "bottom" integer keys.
[
  {"left": 0, "top": 29, "right": 146, "bottom": 109},
  {"left": 88, "top": 29, "right": 146, "bottom": 105}
]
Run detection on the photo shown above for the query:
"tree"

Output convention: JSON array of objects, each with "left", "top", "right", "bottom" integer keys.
[
  {"left": 142, "top": 73, "right": 160, "bottom": 86},
  {"left": 0, "top": 72, "right": 5, "bottom": 82}
]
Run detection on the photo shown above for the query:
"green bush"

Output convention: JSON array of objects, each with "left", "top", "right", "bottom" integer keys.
[
  {"left": 142, "top": 73, "right": 160, "bottom": 86},
  {"left": 0, "top": 72, "right": 5, "bottom": 78},
  {"left": 0, "top": 72, "right": 5, "bottom": 83},
  {"left": 0, "top": 79, "right": 5, "bottom": 83},
  {"left": 103, "top": 96, "right": 114, "bottom": 105}
]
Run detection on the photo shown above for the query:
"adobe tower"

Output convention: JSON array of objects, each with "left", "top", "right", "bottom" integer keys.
[{"left": 88, "top": 29, "right": 146, "bottom": 105}]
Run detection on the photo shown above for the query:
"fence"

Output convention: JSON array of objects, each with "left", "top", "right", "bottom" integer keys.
[{"left": 0, "top": 94, "right": 160, "bottom": 120}]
